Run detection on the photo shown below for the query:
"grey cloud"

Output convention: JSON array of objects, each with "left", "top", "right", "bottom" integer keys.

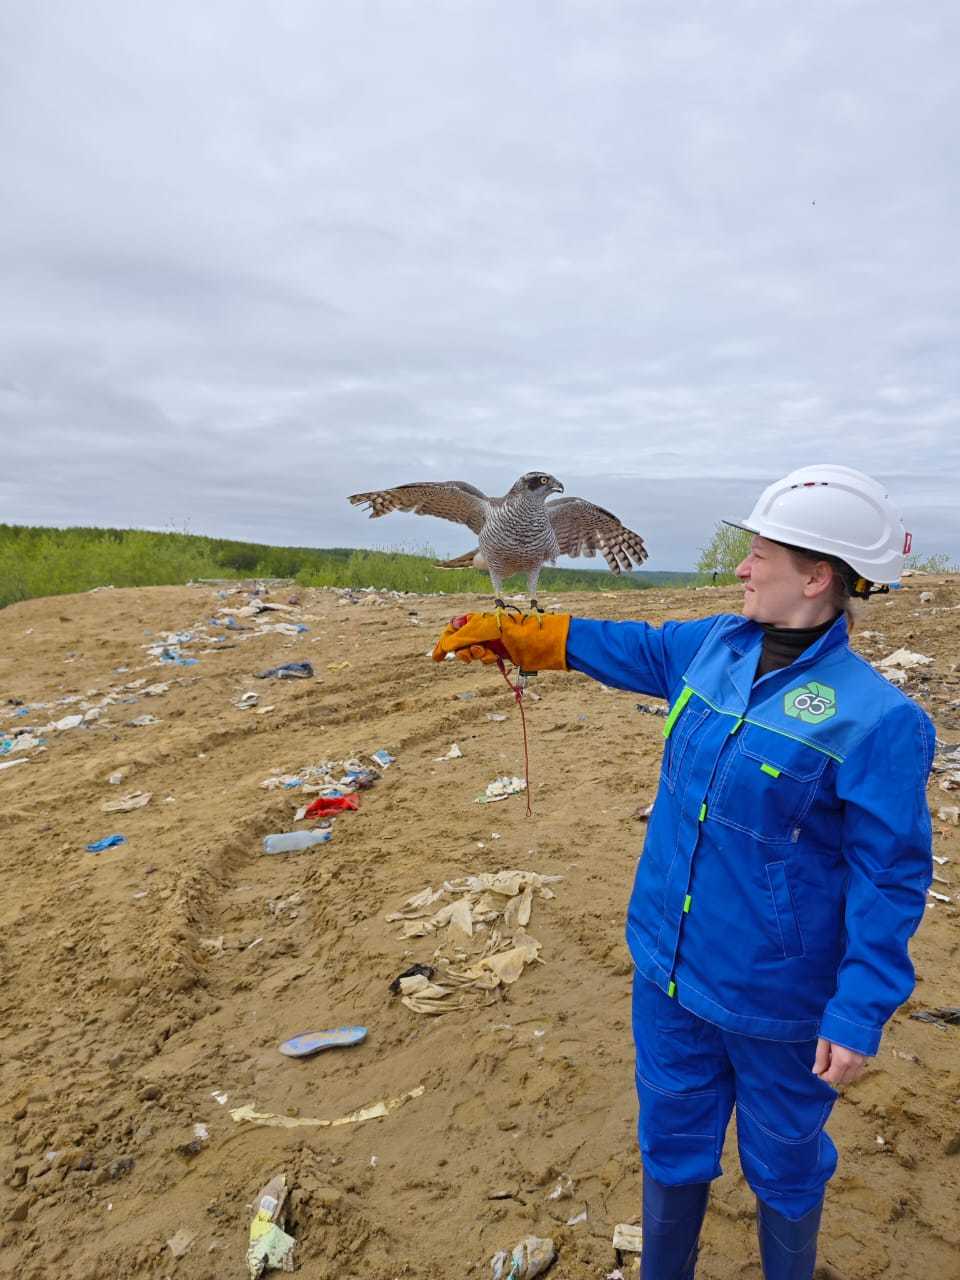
[{"left": 1, "top": 1, "right": 957, "bottom": 570}]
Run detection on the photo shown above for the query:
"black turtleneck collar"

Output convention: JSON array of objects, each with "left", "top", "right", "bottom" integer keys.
[{"left": 755, "top": 615, "right": 839, "bottom": 680}]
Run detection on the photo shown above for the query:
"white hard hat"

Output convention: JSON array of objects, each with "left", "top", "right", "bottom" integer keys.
[{"left": 726, "top": 464, "right": 911, "bottom": 585}]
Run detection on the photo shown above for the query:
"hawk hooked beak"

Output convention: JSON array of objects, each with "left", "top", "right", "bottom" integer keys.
[{"left": 550, "top": 480, "right": 565, "bottom": 495}]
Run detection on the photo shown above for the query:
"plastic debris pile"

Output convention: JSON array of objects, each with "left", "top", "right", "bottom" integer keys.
[
  {"left": 386, "top": 870, "right": 562, "bottom": 1014},
  {"left": 477, "top": 775, "right": 527, "bottom": 804}
]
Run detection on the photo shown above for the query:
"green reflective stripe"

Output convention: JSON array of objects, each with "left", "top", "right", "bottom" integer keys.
[
  {"left": 698, "top": 802, "right": 707, "bottom": 822},
  {"left": 667, "top": 980, "right": 676, "bottom": 997},
  {"left": 760, "top": 762, "right": 781, "bottom": 778},
  {"left": 683, "top": 894, "right": 692, "bottom": 913},
  {"left": 662, "top": 685, "right": 694, "bottom": 739},
  {"left": 685, "top": 686, "right": 844, "bottom": 763}
]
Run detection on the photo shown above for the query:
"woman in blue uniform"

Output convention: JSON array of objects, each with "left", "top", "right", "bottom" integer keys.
[{"left": 434, "top": 465, "right": 934, "bottom": 1280}]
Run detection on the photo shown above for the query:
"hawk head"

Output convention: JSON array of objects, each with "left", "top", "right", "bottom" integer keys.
[{"left": 511, "top": 472, "right": 565, "bottom": 498}]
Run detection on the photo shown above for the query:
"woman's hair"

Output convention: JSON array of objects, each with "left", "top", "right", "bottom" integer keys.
[{"left": 783, "top": 546, "right": 862, "bottom": 631}]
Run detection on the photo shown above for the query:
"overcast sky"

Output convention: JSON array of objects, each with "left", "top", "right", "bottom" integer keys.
[{"left": 1, "top": 1, "right": 957, "bottom": 570}]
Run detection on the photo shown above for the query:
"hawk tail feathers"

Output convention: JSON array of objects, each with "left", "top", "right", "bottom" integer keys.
[{"left": 435, "top": 549, "right": 485, "bottom": 570}]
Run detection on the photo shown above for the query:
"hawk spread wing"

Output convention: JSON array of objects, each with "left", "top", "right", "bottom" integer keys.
[
  {"left": 347, "top": 481, "right": 490, "bottom": 536},
  {"left": 547, "top": 497, "right": 648, "bottom": 573}
]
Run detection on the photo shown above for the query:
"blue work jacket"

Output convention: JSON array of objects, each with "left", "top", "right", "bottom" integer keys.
[{"left": 566, "top": 612, "right": 935, "bottom": 1056}]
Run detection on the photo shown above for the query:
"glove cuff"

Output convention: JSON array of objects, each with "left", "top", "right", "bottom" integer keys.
[{"left": 502, "top": 613, "right": 570, "bottom": 671}]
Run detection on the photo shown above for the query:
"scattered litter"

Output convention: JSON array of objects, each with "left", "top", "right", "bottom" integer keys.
[
  {"left": 434, "top": 743, "right": 463, "bottom": 761},
  {"left": 142, "top": 682, "right": 170, "bottom": 697},
  {"left": 546, "top": 1175, "right": 574, "bottom": 1201},
  {"left": 262, "top": 831, "right": 332, "bottom": 854},
  {"left": 247, "top": 1173, "right": 296, "bottom": 1279},
  {"left": 193, "top": 1123, "right": 209, "bottom": 1142},
  {"left": 230, "top": 1085, "right": 425, "bottom": 1130},
  {"left": 235, "top": 692, "right": 259, "bottom": 709},
  {"left": 127, "top": 715, "right": 160, "bottom": 727},
  {"left": 304, "top": 794, "right": 359, "bottom": 818},
  {"left": 490, "top": 1235, "right": 556, "bottom": 1280},
  {"left": 211, "top": 1091, "right": 229, "bottom": 1106},
  {"left": 612, "top": 1223, "right": 643, "bottom": 1254},
  {"left": 933, "top": 855, "right": 950, "bottom": 866},
  {"left": 370, "top": 748, "right": 395, "bottom": 769},
  {"left": 167, "top": 1228, "right": 196, "bottom": 1259},
  {"left": 158, "top": 648, "right": 198, "bottom": 666},
  {"left": 487, "top": 713, "right": 508, "bottom": 722},
  {"left": 260, "top": 774, "right": 302, "bottom": 791},
  {"left": 636, "top": 701, "right": 668, "bottom": 717},
  {"left": 327, "top": 660, "right": 352, "bottom": 672},
  {"left": 910, "top": 1007, "right": 960, "bottom": 1027},
  {"left": 937, "top": 806, "right": 959, "bottom": 825},
  {"left": 566, "top": 1208, "right": 588, "bottom": 1227},
  {"left": 1, "top": 733, "right": 45, "bottom": 754},
  {"left": 477, "top": 775, "right": 527, "bottom": 804},
  {"left": 51, "top": 714, "right": 84, "bottom": 731},
  {"left": 278, "top": 1027, "right": 368, "bottom": 1058},
  {"left": 633, "top": 803, "right": 654, "bottom": 821},
  {"left": 385, "top": 870, "right": 561, "bottom": 1013},
  {"left": 0, "top": 758, "right": 28, "bottom": 772},
  {"left": 455, "top": 690, "right": 477, "bottom": 700},
  {"left": 877, "top": 649, "right": 934, "bottom": 670},
  {"left": 101, "top": 791, "right": 151, "bottom": 813},
  {"left": 928, "top": 890, "right": 952, "bottom": 903},
  {"left": 389, "top": 964, "right": 436, "bottom": 994},
  {"left": 939, "top": 774, "right": 960, "bottom": 792},
  {"left": 260, "top": 759, "right": 381, "bottom": 794},
  {"left": 267, "top": 891, "right": 304, "bottom": 919},
  {"left": 86, "top": 834, "right": 127, "bottom": 853},
  {"left": 256, "top": 662, "right": 314, "bottom": 680},
  {"left": 107, "top": 769, "right": 126, "bottom": 784},
  {"left": 258, "top": 622, "right": 309, "bottom": 637}
]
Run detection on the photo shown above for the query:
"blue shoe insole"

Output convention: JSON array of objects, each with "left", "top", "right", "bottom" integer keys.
[{"left": 278, "top": 1026, "right": 368, "bottom": 1057}]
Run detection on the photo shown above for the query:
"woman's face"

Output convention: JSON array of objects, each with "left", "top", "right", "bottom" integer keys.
[{"left": 735, "top": 535, "right": 827, "bottom": 626}]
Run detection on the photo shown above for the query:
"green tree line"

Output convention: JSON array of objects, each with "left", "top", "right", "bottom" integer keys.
[{"left": 0, "top": 525, "right": 697, "bottom": 610}]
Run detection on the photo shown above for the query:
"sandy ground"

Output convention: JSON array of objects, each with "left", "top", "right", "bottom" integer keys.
[{"left": 1, "top": 577, "right": 959, "bottom": 1280}]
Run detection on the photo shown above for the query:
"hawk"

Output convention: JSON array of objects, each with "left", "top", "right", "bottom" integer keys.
[{"left": 347, "top": 471, "right": 648, "bottom": 610}]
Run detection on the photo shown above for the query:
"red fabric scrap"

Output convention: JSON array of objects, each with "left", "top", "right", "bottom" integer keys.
[{"left": 305, "top": 794, "right": 360, "bottom": 818}]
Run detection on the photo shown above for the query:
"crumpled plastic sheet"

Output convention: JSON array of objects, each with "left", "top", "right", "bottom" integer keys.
[
  {"left": 385, "top": 871, "right": 562, "bottom": 1014},
  {"left": 490, "top": 1235, "right": 556, "bottom": 1280}
]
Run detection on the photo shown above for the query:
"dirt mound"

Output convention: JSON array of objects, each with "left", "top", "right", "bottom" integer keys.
[{"left": 2, "top": 578, "right": 958, "bottom": 1278}]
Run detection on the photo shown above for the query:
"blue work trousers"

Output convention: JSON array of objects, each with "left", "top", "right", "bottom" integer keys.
[{"left": 632, "top": 974, "right": 839, "bottom": 1220}]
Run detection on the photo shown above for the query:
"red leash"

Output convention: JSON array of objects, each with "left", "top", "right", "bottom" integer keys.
[
  {"left": 450, "top": 616, "right": 533, "bottom": 817},
  {"left": 495, "top": 656, "right": 532, "bottom": 818}
]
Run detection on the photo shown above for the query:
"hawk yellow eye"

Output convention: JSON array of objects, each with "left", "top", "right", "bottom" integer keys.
[{"left": 539, "top": 475, "right": 549, "bottom": 485}]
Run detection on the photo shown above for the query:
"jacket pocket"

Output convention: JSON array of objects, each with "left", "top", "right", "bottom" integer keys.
[
  {"left": 709, "top": 725, "right": 829, "bottom": 842},
  {"left": 765, "top": 861, "right": 805, "bottom": 958},
  {"left": 660, "top": 701, "right": 710, "bottom": 793}
]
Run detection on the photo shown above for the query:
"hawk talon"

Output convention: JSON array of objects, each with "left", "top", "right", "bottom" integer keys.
[{"left": 529, "top": 599, "right": 545, "bottom": 626}]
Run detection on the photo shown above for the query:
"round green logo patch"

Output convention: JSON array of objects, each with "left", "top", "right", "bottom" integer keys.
[{"left": 784, "top": 681, "right": 837, "bottom": 723}]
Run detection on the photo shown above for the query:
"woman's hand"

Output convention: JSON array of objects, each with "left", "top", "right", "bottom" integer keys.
[{"left": 812, "top": 1038, "right": 867, "bottom": 1086}]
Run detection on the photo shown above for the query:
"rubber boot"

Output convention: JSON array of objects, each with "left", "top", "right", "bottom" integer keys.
[
  {"left": 756, "top": 1196, "right": 823, "bottom": 1280},
  {"left": 640, "top": 1175, "right": 710, "bottom": 1280}
]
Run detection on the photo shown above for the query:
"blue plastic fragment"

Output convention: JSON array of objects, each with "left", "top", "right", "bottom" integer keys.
[
  {"left": 159, "top": 648, "right": 199, "bottom": 666},
  {"left": 86, "top": 834, "right": 127, "bottom": 853}
]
